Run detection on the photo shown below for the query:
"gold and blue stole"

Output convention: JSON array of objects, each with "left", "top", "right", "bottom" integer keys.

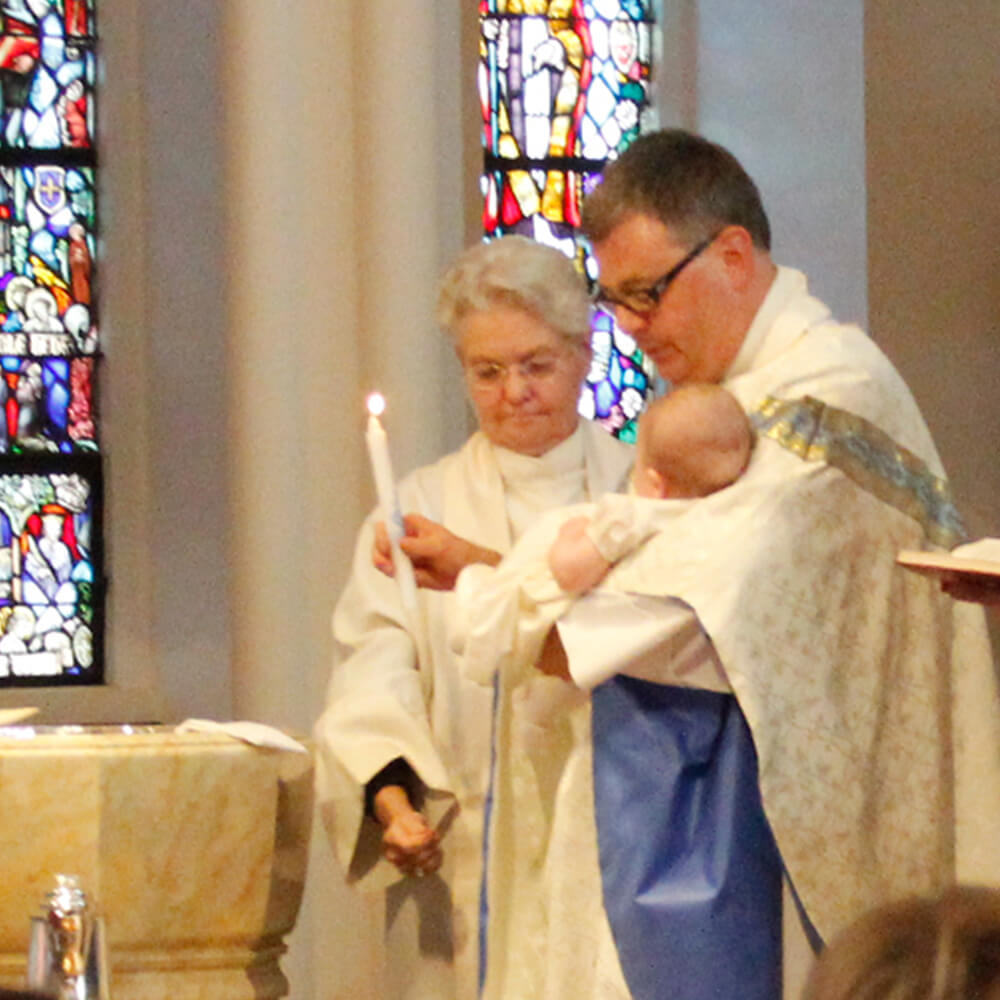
[{"left": 751, "top": 395, "right": 966, "bottom": 548}]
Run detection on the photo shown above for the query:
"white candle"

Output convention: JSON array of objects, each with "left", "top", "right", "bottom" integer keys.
[{"left": 365, "top": 392, "right": 418, "bottom": 612}]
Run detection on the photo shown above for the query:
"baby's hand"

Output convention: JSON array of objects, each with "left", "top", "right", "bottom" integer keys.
[{"left": 548, "top": 516, "right": 612, "bottom": 593}]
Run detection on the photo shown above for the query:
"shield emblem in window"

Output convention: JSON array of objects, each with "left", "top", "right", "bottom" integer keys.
[{"left": 33, "top": 166, "right": 67, "bottom": 215}]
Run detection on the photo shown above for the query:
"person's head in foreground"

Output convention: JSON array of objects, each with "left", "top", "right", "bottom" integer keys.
[
  {"left": 803, "top": 886, "right": 1000, "bottom": 1000},
  {"left": 437, "top": 235, "right": 591, "bottom": 458},
  {"left": 582, "top": 128, "right": 777, "bottom": 386},
  {"left": 633, "top": 383, "right": 753, "bottom": 499}
]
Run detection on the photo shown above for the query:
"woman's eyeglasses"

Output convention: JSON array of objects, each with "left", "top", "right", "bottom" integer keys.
[{"left": 464, "top": 352, "right": 564, "bottom": 393}]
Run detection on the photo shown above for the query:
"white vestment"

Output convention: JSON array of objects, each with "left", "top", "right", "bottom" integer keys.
[
  {"left": 678, "top": 268, "right": 1000, "bottom": 933},
  {"left": 455, "top": 267, "right": 1000, "bottom": 1000},
  {"left": 313, "top": 421, "right": 633, "bottom": 1000}
]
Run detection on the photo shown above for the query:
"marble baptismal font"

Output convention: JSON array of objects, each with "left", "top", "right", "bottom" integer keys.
[{"left": 0, "top": 723, "right": 313, "bottom": 1000}]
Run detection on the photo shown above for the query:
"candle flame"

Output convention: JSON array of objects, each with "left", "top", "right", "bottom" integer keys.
[{"left": 366, "top": 392, "right": 386, "bottom": 418}]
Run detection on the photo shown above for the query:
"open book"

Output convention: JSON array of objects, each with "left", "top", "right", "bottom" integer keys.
[{"left": 897, "top": 538, "right": 1000, "bottom": 580}]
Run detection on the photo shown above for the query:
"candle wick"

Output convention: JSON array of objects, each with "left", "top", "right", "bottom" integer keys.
[{"left": 367, "top": 392, "right": 386, "bottom": 418}]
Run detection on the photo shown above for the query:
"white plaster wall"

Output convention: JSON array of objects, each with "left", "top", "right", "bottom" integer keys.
[
  {"left": 220, "top": 6, "right": 477, "bottom": 999},
  {"left": 671, "top": 0, "right": 868, "bottom": 327},
  {"left": 135, "top": 0, "right": 233, "bottom": 721},
  {"left": 865, "top": 1, "right": 1000, "bottom": 538}
]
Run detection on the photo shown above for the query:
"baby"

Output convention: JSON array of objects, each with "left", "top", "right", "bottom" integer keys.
[
  {"left": 548, "top": 382, "right": 752, "bottom": 594},
  {"left": 452, "top": 382, "right": 753, "bottom": 688}
]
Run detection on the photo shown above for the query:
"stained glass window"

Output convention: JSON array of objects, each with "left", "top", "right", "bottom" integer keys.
[
  {"left": 0, "top": 0, "right": 101, "bottom": 686},
  {"left": 479, "top": 0, "right": 657, "bottom": 441}
]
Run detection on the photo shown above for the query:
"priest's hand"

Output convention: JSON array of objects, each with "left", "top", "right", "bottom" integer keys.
[
  {"left": 372, "top": 785, "right": 443, "bottom": 877},
  {"left": 373, "top": 514, "right": 501, "bottom": 591}
]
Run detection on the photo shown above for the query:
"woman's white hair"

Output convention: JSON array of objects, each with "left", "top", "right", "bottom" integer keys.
[{"left": 437, "top": 235, "right": 591, "bottom": 347}]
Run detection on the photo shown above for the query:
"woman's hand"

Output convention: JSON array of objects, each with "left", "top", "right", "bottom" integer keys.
[
  {"left": 373, "top": 514, "right": 501, "bottom": 590},
  {"left": 372, "top": 785, "right": 443, "bottom": 877}
]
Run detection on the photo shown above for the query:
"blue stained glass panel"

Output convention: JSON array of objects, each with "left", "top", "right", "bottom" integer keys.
[
  {"left": 0, "top": 452, "right": 102, "bottom": 684},
  {"left": 0, "top": 162, "right": 97, "bottom": 349}
]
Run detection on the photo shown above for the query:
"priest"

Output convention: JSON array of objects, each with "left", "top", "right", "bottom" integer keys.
[{"left": 440, "top": 130, "right": 1000, "bottom": 1000}]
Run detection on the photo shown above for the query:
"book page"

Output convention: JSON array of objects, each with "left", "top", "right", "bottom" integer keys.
[{"left": 897, "top": 547, "right": 1000, "bottom": 580}]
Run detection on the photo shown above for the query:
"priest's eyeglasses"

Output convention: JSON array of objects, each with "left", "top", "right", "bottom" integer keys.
[
  {"left": 591, "top": 233, "right": 718, "bottom": 316},
  {"left": 464, "top": 352, "right": 563, "bottom": 393}
]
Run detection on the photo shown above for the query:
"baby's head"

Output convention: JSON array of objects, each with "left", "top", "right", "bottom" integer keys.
[{"left": 632, "top": 384, "right": 752, "bottom": 499}]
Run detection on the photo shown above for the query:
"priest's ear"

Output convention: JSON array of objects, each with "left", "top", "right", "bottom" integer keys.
[{"left": 713, "top": 225, "right": 758, "bottom": 291}]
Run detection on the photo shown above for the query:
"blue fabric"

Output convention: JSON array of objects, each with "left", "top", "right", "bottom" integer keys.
[{"left": 592, "top": 678, "right": 782, "bottom": 1000}]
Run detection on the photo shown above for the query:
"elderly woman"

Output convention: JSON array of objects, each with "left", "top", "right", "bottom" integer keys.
[{"left": 313, "top": 235, "right": 633, "bottom": 1000}]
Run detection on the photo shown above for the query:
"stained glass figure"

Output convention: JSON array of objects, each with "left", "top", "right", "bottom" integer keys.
[
  {"left": 0, "top": 1, "right": 96, "bottom": 150},
  {"left": 0, "top": 0, "right": 99, "bottom": 687},
  {"left": 0, "top": 453, "right": 101, "bottom": 683},
  {"left": 0, "top": 161, "right": 98, "bottom": 454},
  {"left": 479, "top": 0, "right": 658, "bottom": 439}
]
